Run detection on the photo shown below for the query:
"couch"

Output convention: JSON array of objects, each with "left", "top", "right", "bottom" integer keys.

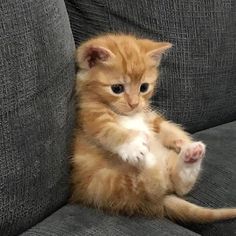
[{"left": 0, "top": 0, "right": 235, "bottom": 235}]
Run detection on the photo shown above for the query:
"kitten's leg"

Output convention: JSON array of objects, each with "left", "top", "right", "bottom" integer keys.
[
  {"left": 169, "top": 141, "right": 206, "bottom": 196},
  {"left": 151, "top": 115, "right": 206, "bottom": 195},
  {"left": 158, "top": 120, "right": 192, "bottom": 153},
  {"left": 149, "top": 114, "right": 192, "bottom": 152},
  {"left": 150, "top": 113, "right": 206, "bottom": 195},
  {"left": 81, "top": 109, "right": 149, "bottom": 165}
]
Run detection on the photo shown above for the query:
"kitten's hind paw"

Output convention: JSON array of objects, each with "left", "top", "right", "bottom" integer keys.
[{"left": 180, "top": 141, "right": 206, "bottom": 164}]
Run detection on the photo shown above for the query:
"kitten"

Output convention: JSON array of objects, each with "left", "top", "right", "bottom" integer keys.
[{"left": 70, "top": 34, "right": 236, "bottom": 223}]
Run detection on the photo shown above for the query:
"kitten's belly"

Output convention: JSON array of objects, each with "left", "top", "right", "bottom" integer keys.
[{"left": 118, "top": 114, "right": 170, "bottom": 167}]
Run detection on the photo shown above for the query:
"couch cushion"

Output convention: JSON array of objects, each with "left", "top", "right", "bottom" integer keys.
[
  {"left": 0, "top": 0, "right": 75, "bottom": 235},
  {"left": 182, "top": 121, "right": 236, "bottom": 235},
  {"left": 21, "top": 204, "right": 199, "bottom": 236},
  {"left": 65, "top": 0, "right": 236, "bottom": 132}
]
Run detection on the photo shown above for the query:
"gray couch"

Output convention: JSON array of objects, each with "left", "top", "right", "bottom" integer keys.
[{"left": 0, "top": 0, "right": 235, "bottom": 235}]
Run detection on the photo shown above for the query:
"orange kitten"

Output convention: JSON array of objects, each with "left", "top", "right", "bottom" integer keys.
[{"left": 70, "top": 34, "right": 236, "bottom": 223}]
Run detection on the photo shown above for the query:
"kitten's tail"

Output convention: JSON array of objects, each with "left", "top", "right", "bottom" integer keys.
[{"left": 163, "top": 195, "right": 236, "bottom": 223}]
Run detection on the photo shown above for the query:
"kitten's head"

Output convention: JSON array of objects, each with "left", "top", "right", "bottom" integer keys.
[{"left": 76, "top": 34, "right": 171, "bottom": 115}]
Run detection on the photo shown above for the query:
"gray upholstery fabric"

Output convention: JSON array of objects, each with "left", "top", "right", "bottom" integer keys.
[
  {"left": 21, "top": 121, "right": 236, "bottom": 236},
  {"left": 21, "top": 205, "right": 199, "bottom": 236},
  {"left": 65, "top": 0, "right": 236, "bottom": 132},
  {"left": 0, "top": 1, "right": 75, "bottom": 235}
]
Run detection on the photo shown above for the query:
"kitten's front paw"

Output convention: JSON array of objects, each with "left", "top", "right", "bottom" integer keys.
[
  {"left": 117, "top": 133, "right": 149, "bottom": 165},
  {"left": 180, "top": 141, "right": 206, "bottom": 164}
]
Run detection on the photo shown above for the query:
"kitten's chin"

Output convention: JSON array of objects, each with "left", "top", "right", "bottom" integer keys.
[
  {"left": 113, "top": 107, "right": 142, "bottom": 116},
  {"left": 125, "top": 109, "right": 140, "bottom": 116}
]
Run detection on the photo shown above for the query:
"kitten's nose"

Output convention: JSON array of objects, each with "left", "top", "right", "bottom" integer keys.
[
  {"left": 127, "top": 94, "right": 139, "bottom": 109},
  {"left": 128, "top": 101, "right": 139, "bottom": 109}
]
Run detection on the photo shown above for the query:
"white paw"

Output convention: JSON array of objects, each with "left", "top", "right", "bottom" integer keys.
[
  {"left": 116, "top": 133, "right": 149, "bottom": 165},
  {"left": 180, "top": 141, "right": 206, "bottom": 164}
]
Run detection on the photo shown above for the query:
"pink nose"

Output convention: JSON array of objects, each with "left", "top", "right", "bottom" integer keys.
[{"left": 128, "top": 102, "right": 139, "bottom": 109}]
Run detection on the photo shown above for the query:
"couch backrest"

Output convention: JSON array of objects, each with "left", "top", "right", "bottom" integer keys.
[
  {"left": 0, "top": 0, "right": 75, "bottom": 235},
  {"left": 65, "top": 0, "right": 236, "bottom": 132}
]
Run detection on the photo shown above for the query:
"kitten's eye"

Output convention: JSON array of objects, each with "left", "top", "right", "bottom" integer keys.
[
  {"left": 111, "top": 84, "right": 124, "bottom": 94},
  {"left": 140, "top": 83, "right": 149, "bottom": 93}
]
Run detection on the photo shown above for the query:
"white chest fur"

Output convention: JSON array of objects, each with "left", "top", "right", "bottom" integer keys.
[{"left": 118, "top": 114, "right": 150, "bottom": 134}]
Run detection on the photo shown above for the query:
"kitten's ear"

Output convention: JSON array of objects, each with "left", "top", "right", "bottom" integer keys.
[
  {"left": 146, "top": 42, "right": 172, "bottom": 66},
  {"left": 76, "top": 44, "right": 115, "bottom": 69}
]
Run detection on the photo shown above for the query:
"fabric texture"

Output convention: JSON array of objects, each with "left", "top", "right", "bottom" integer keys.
[
  {"left": 21, "top": 121, "right": 236, "bottom": 236},
  {"left": 21, "top": 205, "right": 199, "bottom": 236},
  {"left": 0, "top": 1, "right": 75, "bottom": 235},
  {"left": 65, "top": 0, "right": 236, "bottom": 132}
]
